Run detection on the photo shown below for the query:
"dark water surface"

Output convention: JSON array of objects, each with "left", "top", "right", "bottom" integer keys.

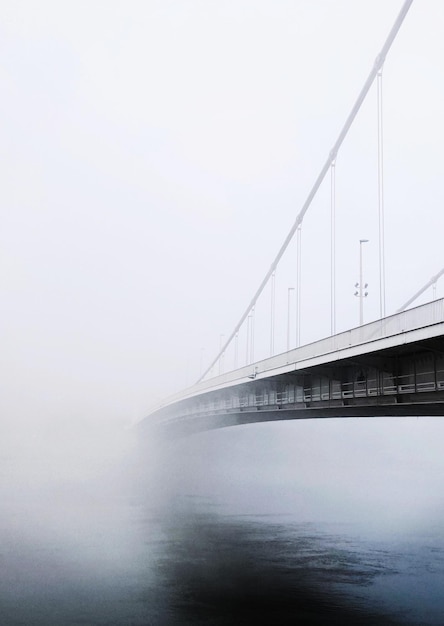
[{"left": 1, "top": 417, "right": 444, "bottom": 624}]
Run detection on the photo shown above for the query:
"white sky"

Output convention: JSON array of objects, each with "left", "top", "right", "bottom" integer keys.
[{"left": 1, "top": 0, "right": 443, "bottom": 428}]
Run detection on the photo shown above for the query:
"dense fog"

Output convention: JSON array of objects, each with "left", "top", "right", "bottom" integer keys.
[{"left": 2, "top": 1, "right": 444, "bottom": 623}]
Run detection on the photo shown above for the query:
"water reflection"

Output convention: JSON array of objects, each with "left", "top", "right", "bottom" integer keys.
[
  {"left": 2, "top": 417, "right": 444, "bottom": 624},
  {"left": 0, "top": 493, "right": 412, "bottom": 625},
  {"left": 141, "top": 497, "right": 408, "bottom": 625}
]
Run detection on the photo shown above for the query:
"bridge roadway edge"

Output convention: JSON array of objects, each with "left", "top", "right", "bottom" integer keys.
[
  {"left": 138, "top": 300, "right": 444, "bottom": 440},
  {"left": 140, "top": 397, "right": 444, "bottom": 440}
]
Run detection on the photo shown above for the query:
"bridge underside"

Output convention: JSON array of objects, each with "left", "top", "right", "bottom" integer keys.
[
  {"left": 154, "top": 401, "right": 444, "bottom": 438},
  {"left": 141, "top": 335, "right": 444, "bottom": 439}
]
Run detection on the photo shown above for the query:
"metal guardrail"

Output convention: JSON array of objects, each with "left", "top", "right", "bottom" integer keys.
[
  {"left": 161, "top": 368, "right": 444, "bottom": 424},
  {"left": 151, "top": 298, "right": 444, "bottom": 416}
]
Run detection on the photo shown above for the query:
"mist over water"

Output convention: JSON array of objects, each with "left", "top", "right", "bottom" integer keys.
[
  {"left": 2, "top": 415, "right": 444, "bottom": 624},
  {"left": 2, "top": 0, "right": 444, "bottom": 623}
]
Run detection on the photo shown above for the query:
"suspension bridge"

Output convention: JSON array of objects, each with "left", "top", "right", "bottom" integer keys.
[{"left": 139, "top": 0, "right": 444, "bottom": 438}]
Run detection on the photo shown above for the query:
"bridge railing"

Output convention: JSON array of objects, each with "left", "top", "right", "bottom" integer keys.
[
  {"left": 197, "top": 297, "right": 444, "bottom": 386},
  {"left": 160, "top": 368, "right": 444, "bottom": 424},
  {"left": 150, "top": 298, "right": 444, "bottom": 415}
]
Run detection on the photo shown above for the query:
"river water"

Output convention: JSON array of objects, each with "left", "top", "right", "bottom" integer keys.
[{"left": 1, "top": 416, "right": 444, "bottom": 624}]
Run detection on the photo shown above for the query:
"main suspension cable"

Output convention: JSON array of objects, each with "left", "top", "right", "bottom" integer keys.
[{"left": 198, "top": 0, "right": 414, "bottom": 384}]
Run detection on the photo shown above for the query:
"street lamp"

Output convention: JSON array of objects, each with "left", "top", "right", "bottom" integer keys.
[
  {"left": 354, "top": 239, "right": 369, "bottom": 326},
  {"left": 287, "top": 287, "right": 295, "bottom": 351}
]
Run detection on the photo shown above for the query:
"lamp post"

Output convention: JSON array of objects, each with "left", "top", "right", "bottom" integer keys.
[
  {"left": 287, "top": 287, "right": 295, "bottom": 351},
  {"left": 355, "top": 239, "right": 369, "bottom": 326}
]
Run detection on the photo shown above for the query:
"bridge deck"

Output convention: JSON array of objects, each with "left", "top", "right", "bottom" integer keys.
[{"left": 140, "top": 299, "right": 444, "bottom": 437}]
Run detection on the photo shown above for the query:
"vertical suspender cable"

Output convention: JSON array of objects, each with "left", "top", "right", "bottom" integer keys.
[
  {"left": 246, "top": 315, "right": 251, "bottom": 365},
  {"left": 197, "top": 0, "right": 414, "bottom": 383},
  {"left": 250, "top": 305, "right": 255, "bottom": 363},
  {"left": 287, "top": 287, "right": 294, "bottom": 351},
  {"left": 219, "top": 334, "right": 224, "bottom": 375},
  {"left": 330, "top": 160, "right": 336, "bottom": 335},
  {"left": 377, "top": 67, "right": 386, "bottom": 317},
  {"left": 270, "top": 271, "right": 276, "bottom": 356},
  {"left": 296, "top": 226, "right": 302, "bottom": 346}
]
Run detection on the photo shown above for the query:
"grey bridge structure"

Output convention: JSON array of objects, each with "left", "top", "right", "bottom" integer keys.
[
  {"left": 138, "top": 0, "right": 444, "bottom": 439},
  {"left": 140, "top": 300, "right": 444, "bottom": 438}
]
